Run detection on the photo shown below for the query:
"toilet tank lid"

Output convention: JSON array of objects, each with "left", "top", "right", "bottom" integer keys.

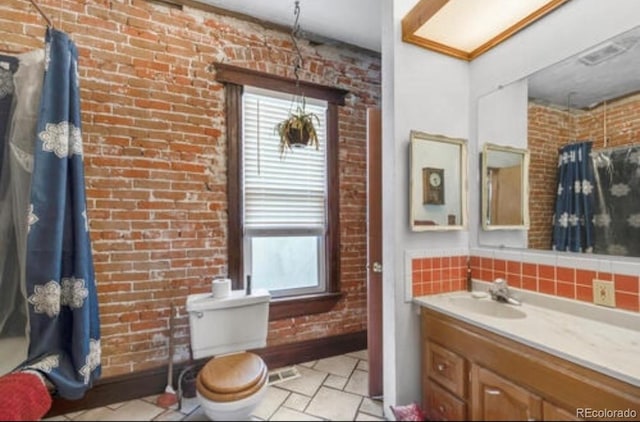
[{"left": 186, "top": 289, "right": 271, "bottom": 312}]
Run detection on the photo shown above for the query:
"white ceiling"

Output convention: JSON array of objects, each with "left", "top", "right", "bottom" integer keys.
[
  {"left": 528, "top": 25, "right": 640, "bottom": 110},
  {"left": 196, "top": 0, "right": 382, "bottom": 52},
  {"left": 194, "top": 1, "right": 638, "bottom": 109}
]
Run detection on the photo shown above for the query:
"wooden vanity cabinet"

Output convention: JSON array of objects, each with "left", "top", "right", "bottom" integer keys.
[
  {"left": 421, "top": 307, "right": 640, "bottom": 421},
  {"left": 543, "top": 401, "right": 584, "bottom": 421},
  {"left": 470, "top": 364, "right": 541, "bottom": 421}
]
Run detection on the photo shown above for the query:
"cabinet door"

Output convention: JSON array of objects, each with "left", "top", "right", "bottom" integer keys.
[
  {"left": 471, "top": 364, "right": 542, "bottom": 421},
  {"left": 543, "top": 401, "right": 583, "bottom": 421}
]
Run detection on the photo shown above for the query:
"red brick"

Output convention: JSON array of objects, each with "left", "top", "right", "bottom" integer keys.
[{"left": 1, "top": 0, "right": 378, "bottom": 377}]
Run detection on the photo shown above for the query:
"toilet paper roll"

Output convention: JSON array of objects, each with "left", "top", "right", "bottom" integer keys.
[{"left": 212, "top": 278, "right": 231, "bottom": 298}]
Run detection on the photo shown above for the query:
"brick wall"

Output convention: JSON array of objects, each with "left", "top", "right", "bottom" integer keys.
[
  {"left": 527, "top": 102, "right": 572, "bottom": 249},
  {"left": 527, "top": 93, "right": 640, "bottom": 250},
  {"left": 0, "top": 0, "right": 380, "bottom": 377}
]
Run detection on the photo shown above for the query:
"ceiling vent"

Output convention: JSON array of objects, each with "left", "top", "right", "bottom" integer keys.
[
  {"left": 578, "top": 43, "right": 627, "bottom": 66},
  {"left": 578, "top": 36, "right": 639, "bottom": 66}
]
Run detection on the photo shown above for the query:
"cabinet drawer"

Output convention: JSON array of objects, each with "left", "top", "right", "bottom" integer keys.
[
  {"left": 426, "top": 341, "right": 466, "bottom": 397},
  {"left": 424, "top": 378, "right": 466, "bottom": 421}
]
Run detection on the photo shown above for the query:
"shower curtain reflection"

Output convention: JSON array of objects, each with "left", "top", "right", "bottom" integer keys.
[
  {"left": 592, "top": 145, "right": 640, "bottom": 257},
  {"left": 552, "top": 141, "right": 595, "bottom": 253}
]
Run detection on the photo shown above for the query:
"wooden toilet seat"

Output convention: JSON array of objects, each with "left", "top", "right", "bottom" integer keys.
[{"left": 196, "top": 352, "right": 267, "bottom": 402}]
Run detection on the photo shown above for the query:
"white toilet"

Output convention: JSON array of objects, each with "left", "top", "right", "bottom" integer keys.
[{"left": 186, "top": 289, "right": 271, "bottom": 421}]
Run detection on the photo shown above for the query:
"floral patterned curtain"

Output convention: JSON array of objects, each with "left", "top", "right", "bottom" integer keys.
[
  {"left": 552, "top": 141, "right": 595, "bottom": 252},
  {"left": 592, "top": 145, "right": 640, "bottom": 257},
  {"left": 18, "top": 29, "right": 101, "bottom": 399}
]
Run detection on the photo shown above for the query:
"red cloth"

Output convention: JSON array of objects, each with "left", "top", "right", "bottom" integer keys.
[
  {"left": 389, "top": 402, "right": 426, "bottom": 421},
  {"left": 0, "top": 372, "right": 52, "bottom": 421}
]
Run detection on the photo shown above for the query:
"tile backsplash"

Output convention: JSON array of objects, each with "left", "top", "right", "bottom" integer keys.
[
  {"left": 409, "top": 248, "right": 640, "bottom": 313},
  {"left": 411, "top": 255, "right": 468, "bottom": 297}
]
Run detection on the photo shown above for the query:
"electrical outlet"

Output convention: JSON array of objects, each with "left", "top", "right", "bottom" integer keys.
[{"left": 593, "top": 279, "right": 616, "bottom": 307}]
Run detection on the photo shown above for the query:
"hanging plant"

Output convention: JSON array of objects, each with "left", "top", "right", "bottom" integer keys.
[
  {"left": 274, "top": 0, "right": 321, "bottom": 159},
  {"left": 275, "top": 98, "right": 320, "bottom": 158}
]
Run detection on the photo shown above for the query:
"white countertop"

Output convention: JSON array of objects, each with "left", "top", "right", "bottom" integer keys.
[{"left": 413, "top": 281, "right": 640, "bottom": 388}]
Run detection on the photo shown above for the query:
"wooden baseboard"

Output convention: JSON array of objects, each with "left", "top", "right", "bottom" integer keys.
[{"left": 46, "top": 330, "right": 367, "bottom": 417}]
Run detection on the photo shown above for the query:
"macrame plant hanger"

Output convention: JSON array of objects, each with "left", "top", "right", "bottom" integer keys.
[
  {"left": 289, "top": 0, "right": 305, "bottom": 113},
  {"left": 275, "top": 0, "right": 320, "bottom": 157}
]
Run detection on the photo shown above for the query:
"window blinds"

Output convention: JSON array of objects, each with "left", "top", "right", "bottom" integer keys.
[{"left": 243, "top": 91, "right": 327, "bottom": 230}]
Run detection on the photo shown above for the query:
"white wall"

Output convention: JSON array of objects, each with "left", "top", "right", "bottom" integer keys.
[
  {"left": 382, "top": 0, "right": 469, "bottom": 416},
  {"left": 383, "top": 0, "right": 640, "bottom": 417},
  {"left": 475, "top": 80, "right": 528, "bottom": 248}
]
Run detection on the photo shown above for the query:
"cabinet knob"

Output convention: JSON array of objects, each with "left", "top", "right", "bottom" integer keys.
[
  {"left": 436, "top": 363, "right": 447, "bottom": 372},
  {"left": 486, "top": 388, "right": 502, "bottom": 396},
  {"left": 438, "top": 405, "right": 446, "bottom": 414}
]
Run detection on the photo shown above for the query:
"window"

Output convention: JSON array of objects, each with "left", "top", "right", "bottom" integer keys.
[
  {"left": 243, "top": 88, "right": 327, "bottom": 297},
  {"left": 214, "top": 63, "right": 347, "bottom": 319}
]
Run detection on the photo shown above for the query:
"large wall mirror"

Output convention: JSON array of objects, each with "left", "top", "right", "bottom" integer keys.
[
  {"left": 410, "top": 131, "right": 467, "bottom": 231},
  {"left": 481, "top": 144, "right": 530, "bottom": 230},
  {"left": 479, "top": 25, "right": 640, "bottom": 258}
]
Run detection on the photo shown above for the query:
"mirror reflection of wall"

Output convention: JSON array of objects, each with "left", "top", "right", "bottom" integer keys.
[
  {"left": 477, "top": 80, "right": 529, "bottom": 248},
  {"left": 483, "top": 25, "right": 640, "bottom": 257},
  {"left": 482, "top": 145, "right": 529, "bottom": 230},
  {"left": 410, "top": 131, "right": 467, "bottom": 231}
]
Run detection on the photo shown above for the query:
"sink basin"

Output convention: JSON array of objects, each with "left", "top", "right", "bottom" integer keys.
[{"left": 449, "top": 296, "right": 526, "bottom": 319}]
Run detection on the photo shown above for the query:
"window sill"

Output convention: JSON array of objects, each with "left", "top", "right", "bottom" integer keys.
[{"left": 268, "top": 292, "right": 343, "bottom": 321}]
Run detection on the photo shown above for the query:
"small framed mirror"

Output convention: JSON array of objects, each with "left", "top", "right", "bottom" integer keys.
[
  {"left": 410, "top": 131, "right": 467, "bottom": 231},
  {"left": 481, "top": 143, "right": 530, "bottom": 230}
]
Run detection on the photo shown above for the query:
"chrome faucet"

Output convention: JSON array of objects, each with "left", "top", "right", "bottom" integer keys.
[{"left": 488, "top": 278, "right": 521, "bottom": 306}]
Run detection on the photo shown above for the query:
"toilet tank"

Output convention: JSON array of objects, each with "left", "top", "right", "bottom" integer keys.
[{"left": 186, "top": 289, "right": 271, "bottom": 359}]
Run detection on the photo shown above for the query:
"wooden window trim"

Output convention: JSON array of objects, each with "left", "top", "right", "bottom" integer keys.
[
  {"left": 217, "top": 64, "right": 348, "bottom": 321},
  {"left": 214, "top": 63, "right": 349, "bottom": 105}
]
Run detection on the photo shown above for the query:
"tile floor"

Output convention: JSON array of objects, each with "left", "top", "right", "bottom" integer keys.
[{"left": 45, "top": 350, "right": 385, "bottom": 421}]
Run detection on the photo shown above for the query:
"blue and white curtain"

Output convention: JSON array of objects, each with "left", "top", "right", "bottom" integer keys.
[
  {"left": 552, "top": 141, "right": 595, "bottom": 252},
  {"left": 0, "top": 29, "right": 100, "bottom": 399}
]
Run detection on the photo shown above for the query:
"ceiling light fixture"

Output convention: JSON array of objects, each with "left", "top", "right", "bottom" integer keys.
[{"left": 402, "top": 0, "right": 570, "bottom": 61}]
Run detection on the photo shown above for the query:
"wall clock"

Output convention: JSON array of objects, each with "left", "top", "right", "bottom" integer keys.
[{"left": 423, "top": 167, "right": 444, "bottom": 205}]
